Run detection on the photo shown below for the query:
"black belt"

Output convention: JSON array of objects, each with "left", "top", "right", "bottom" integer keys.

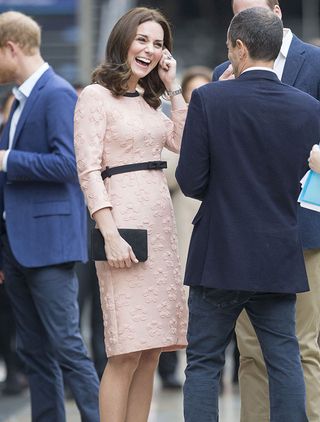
[{"left": 101, "top": 161, "right": 167, "bottom": 180}]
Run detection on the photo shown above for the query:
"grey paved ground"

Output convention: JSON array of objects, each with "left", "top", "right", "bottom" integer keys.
[
  {"left": 0, "top": 384, "right": 240, "bottom": 422},
  {"left": 0, "top": 351, "right": 240, "bottom": 422}
]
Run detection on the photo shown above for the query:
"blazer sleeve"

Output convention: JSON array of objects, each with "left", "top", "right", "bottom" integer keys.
[
  {"left": 74, "top": 85, "right": 112, "bottom": 217},
  {"left": 212, "top": 67, "right": 219, "bottom": 82},
  {"left": 162, "top": 107, "right": 188, "bottom": 153},
  {"left": 7, "top": 88, "right": 79, "bottom": 184},
  {"left": 212, "top": 61, "right": 230, "bottom": 82},
  {"left": 176, "top": 89, "right": 210, "bottom": 201}
]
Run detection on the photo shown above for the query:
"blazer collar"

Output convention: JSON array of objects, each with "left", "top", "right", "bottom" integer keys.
[
  {"left": 281, "top": 34, "right": 305, "bottom": 86},
  {"left": 238, "top": 69, "right": 280, "bottom": 82},
  {"left": 11, "top": 67, "right": 54, "bottom": 149}
]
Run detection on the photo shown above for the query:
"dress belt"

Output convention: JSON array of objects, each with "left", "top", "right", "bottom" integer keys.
[{"left": 101, "top": 161, "right": 167, "bottom": 180}]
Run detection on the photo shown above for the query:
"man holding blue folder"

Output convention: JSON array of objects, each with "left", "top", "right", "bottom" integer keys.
[
  {"left": 213, "top": 1, "right": 320, "bottom": 420},
  {"left": 177, "top": 7, "right": 320, "bottom": 421}
]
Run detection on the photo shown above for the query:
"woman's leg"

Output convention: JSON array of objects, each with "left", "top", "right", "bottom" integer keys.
[
  {"left": 126, "top": 349, "right": 162, "bottom": 422},
  {"left": 99, "top": 351, "right": 142, "bottom": 422}
]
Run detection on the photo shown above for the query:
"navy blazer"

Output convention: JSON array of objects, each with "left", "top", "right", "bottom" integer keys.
[
  {"left": 213, "top": 35, "right": 320, "bottom": 249},
  {"left": 0, "top": 68, "right": 87, "bottom": 267},
  {"left": 176, "top": 70, "right": 320, "bottom": 293}
]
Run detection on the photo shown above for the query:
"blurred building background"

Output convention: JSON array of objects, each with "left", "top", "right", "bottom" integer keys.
[
  {"left": 0, "top": 1, "right": 319, "bottom": 420},
  {"left": 0, "top": 0, "right": 319, "bottom": 95}
]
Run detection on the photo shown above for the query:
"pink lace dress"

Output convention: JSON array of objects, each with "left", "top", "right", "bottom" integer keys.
[{"left": 74, "top": 84, "right": 188, "bottom": 356}]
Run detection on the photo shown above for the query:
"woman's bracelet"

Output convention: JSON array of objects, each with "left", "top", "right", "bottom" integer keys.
[{"left": 166, "top": 87, "right": 182, "bottom": 97}]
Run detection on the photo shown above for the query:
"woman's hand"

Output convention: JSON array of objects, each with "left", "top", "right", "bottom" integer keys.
[
  {"left": 92, "top": 207, "right": 138, "bottom": 269},
  {"left": 308, "top": 144, "right": 320, "bottom": 173},
  {"left": 158, "top": 48, "right": 178, "bottom": 91},
  {"left": 104, "top": 231, "right": 138, "bottom": 269},
  {"left": 219, "top": 64, "right": 235, "bottom": 81}
]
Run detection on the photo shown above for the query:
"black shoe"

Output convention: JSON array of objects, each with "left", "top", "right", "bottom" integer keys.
[
  {"left": 2, "top": 374, "right": 28, "bottom": 396},
  {"left": 161, "top": 374, "right": 182, "bottom": 389}
]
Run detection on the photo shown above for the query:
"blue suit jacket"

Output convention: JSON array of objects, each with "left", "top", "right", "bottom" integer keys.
[
  {"left": 0, "top": 68, "right": 87, "bottom": 267},
  {"left": 213, "top": 35, "right": 320, "bottom": 249},
  {"left": 176, "top": 70, "right": 320, "bottom": 293}
]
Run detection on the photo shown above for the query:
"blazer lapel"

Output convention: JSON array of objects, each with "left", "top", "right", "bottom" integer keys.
[
  {"left": 282, "top": 35, "right": 306, "bottom": 86},
  {"left": 11, "top": 68, "right": 53, "bottom": 150}
]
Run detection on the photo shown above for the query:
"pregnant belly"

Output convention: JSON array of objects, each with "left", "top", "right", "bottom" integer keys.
[{"left": 107, "top": 170, "right": 173, "bottom": 228}]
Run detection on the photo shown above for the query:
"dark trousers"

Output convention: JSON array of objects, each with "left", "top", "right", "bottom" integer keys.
[
  {"left": 2, "top": 234, "right": 99, "bottom": 422},
  {"left": 0, "top": 284, "right": 22, "bottom": 379},
  {"left": 184, "top": 286, "right": 308, "bottom": 422},
  {"left": 76, "top": 259, "right": 107, "bottom": 379},
  {"left": 158, "top": 351, "right": 178, "bottom": 379}
]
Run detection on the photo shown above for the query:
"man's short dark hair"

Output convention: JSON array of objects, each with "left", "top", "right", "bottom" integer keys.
[
  {"left": 228, "top": 7, "right": 283, "bottom": 61},
  {"left": 231, "top": 0, "right": 280, "bottom": 9}
]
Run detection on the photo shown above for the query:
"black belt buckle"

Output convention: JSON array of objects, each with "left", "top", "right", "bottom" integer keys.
[
  {"left": 147, "top": 161, "right": 167, "bottom": 170},
  {"left": 101, "top": 167, "right": 111, "bottom": 179},
  {"left": 148, "top": 161, "right": 160, "bottom": 169}
]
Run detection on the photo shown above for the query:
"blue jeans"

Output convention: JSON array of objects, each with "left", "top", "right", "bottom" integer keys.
[
  {"left": 3, "top": 234, "right": 99, "bottom": 422},
  {"left": 184, "top": 287, "right": 308, "bottom": 422}
]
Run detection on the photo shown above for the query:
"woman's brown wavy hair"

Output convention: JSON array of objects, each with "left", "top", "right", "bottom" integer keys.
[{"left": 92, "top": 7, "right": 173, "bottom": 109}]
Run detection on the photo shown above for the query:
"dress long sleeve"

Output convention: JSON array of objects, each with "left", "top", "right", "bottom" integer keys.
[
  {"left": 74, "top": 85, "right": 112, "bottom": 217},
  {"left": 163, "top": 107, "right": 187, "bottom": 153}
]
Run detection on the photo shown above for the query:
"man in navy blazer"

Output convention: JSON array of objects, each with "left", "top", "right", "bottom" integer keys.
[
  {"left": 0, "top": 11, "right": 99, "bottom": 421},
  {"left": 213, "top": 1, "right": 320, "bottom": 420},
  {"left": 176, "top": 7, "right": 320, "bottom": 422}
]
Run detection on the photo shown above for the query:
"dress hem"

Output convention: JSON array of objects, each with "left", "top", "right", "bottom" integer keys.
[{"left": 106, "top": 342, "right": 187, "bottom": 357}]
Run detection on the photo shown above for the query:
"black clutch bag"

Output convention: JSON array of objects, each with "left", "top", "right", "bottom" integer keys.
[{"left": 91, "top": 228, "right": 148, "bottom": 262}]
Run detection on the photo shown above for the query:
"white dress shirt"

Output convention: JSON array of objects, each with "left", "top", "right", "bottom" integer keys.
[
  {"left": 242, "top": 66, "right": 277, "bottom": 75},
  {"left": 3, "top": 62, "right": 50, "bottom": 171},
  {"left": 273, "top": 28, "right": 293, "bottom": 80}
]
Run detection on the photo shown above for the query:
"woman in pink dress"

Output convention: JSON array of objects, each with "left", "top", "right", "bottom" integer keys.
[{"left": 74, "top": 7, "right": 188, "bottom": 422}]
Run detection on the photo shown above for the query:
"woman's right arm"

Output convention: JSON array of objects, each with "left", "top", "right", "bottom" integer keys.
[
  {"left": 93, "top": 208, "right": 138, "bottom": 268},
  {"left": 74, "top": 86, "right": 137, "bottom": 268}
]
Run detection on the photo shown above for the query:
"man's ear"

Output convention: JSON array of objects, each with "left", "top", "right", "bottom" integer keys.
[
  {"left": 273, "top": 5, "right": 282, "bottom": 20},
  {"left": 6, "top": 41, "right": 19, "bottom": 57},
  {"left": 236, "top": 39, "right": 246, "bottom": 59}
]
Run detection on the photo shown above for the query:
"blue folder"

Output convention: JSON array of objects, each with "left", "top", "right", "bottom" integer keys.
[{"left": 298, "top": 170, "right": 320, "bottom": 206}]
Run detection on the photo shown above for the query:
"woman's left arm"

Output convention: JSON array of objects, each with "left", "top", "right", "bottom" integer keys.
[{"left": 158, "top": 49, "right": 187, "bottom": 153}]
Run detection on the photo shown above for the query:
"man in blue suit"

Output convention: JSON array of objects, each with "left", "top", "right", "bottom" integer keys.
[
  {"left": 213, "top": 1, "right": 320, "bottom": 420},
  {"left": 0, "top": 11, "right": 99, "bottom": 421},
  {"left": 177, "top": 7, "right": 320, "bottom": 422}
]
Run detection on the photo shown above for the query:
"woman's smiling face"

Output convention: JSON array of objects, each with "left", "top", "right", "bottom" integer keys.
[{"left": 127, "top": 20, "right": 164, "bottom": 86}]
